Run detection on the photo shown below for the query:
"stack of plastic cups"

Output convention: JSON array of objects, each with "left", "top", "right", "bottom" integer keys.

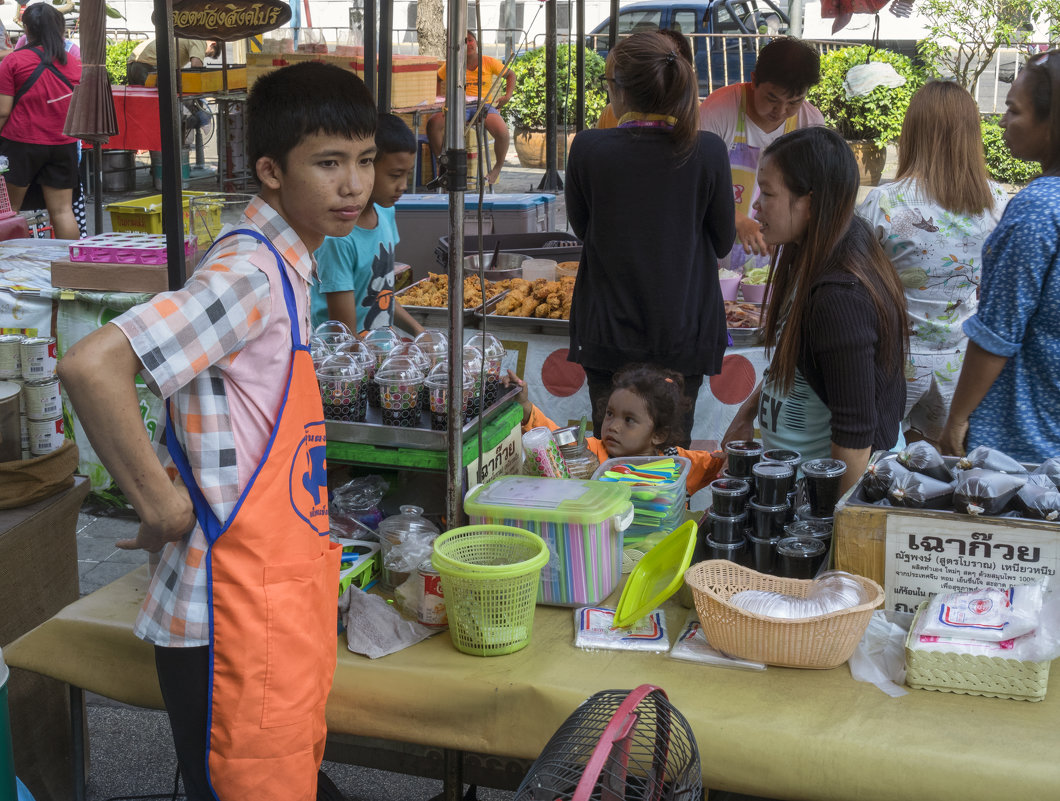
[
  {"left": 390, "top": 342, "right": 431, "bottom": 410},
  {"left": 375, "top": 356, "right": 426, "bottom": 427},
  {"left": 705, "top": 477, "right": 751, "bottom": 566},
  {"left": 461, "top": 345, "right": 483, "bottom": 423},
  {"left": 425, "top": 361, "right": 475, "bottom": 431},
  {"left": 780, "top": 457, "right": 848, "bottom": 578},
  {"left": 465, "top": 331, "right": 505, "bottom": 412},
  {"left": 521, "top": 426, "right": 572, "bottom": 477},
  {"left": 363, "top": 328, "right": 401, "bottom": 409},
  {"left": 316, "top": 354, "right": 366, "bottom": 423}
]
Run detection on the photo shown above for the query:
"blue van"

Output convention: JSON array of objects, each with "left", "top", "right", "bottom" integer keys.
[{"left": 588, "top": 0, "right": 790, "bottom": 95}]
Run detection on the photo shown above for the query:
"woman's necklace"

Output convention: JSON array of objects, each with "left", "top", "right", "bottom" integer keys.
[{"left": 617, "top": 112, "right": 676, "bottom": 130}]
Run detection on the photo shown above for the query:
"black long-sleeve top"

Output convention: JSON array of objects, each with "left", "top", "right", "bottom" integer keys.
[
  {"left": 799, "top": 271, "right": 906, "bottom": 451},
  {"left": 564, "top": 127, "right": 735, "bottom": 375}
]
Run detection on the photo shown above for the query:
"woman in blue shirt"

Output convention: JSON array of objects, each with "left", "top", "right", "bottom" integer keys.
[{"left": 940, "top": 50, "right": 1060, "bottom": 463}]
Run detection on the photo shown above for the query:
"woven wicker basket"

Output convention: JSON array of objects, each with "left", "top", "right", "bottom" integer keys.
[
  {"left": 905, "top": 602, "right": 1051, "bottom": 701},
  {"left": 685, "top": 560, "right": 884, "bottom": 669}
]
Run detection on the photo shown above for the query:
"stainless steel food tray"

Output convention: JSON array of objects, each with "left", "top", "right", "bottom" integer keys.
[
  {"left": 397, "top": 277, "right": 508, "bottom": 326},
  {"left": 325, "top": 384, "right": 520, "bottom": 448},
  {"left": 474, "top": 310, "right": 570, "bottom": 334},
  {"left": 728, "top": 327, "right": 764, "bottom": 347}
]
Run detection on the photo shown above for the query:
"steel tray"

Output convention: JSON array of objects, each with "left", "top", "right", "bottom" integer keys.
[
  {"left": 398, "top": 277, "right": 508, "bottom": 326},
  {"left": 728, "top": 326, "right": 764, "bottom": 347},
  {"left": 474, "top": 310, "right": 570, "bottom": 334},
  {"left": 325, "top": 383, "right": 520, "bottom": 449}
]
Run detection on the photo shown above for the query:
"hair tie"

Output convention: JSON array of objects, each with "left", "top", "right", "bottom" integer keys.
[
  {"left": 665, "top": 51, "right": 677, "bottom": 65},
  {"left": 664, "top": 377, "right": 674, "bottom": 384}
]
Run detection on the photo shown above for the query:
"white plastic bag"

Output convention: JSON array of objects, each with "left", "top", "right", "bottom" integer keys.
[
  {"left": 844, "top": 62, "right": 907, "bottom": 98},
  {"left": 848, "top": 610, "right": 912, "bottom": 697},
  {"left": 339, "top": 584, "right": 435, "bottom": 658}
]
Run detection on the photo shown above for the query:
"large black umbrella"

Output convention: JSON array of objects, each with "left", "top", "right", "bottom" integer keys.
[{"left": 63, "top": 0, "right": 118, "bottom": 235}]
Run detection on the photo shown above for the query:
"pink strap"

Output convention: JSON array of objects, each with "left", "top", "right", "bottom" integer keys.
[{"left": 568, "top": 684, "right": 668, "bottom": 801}]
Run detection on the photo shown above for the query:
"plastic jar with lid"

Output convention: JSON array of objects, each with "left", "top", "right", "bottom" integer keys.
[
  {"left": 553, "top": 425, "right": 600, "bottom": 480},
  {"left": 375, "top": 505, "right": 441, "bottom": 591}
]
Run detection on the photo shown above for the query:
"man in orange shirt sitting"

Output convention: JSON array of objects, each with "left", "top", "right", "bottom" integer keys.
[{"left": 426, "top": 29, "right": 515, "bottom": 185}]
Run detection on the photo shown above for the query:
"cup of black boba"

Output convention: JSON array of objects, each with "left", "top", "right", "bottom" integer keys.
[
  {"left": 725, "top": 440, "right": 763, "bottom": 478},
  {"left": 705, "top": 532, "right": 748, "bottom": 566},
  {"left": 801, "top": 458, "right": 847, "bottom": 518},
  {"left": 709, "top": 477, "right": 751, "bottom": 516},
  {"left": 751, "top": 461, "right": 795, "bottom": 506},
  {"left": 747, "top": 533, "right": 779, "bottom": 575},
  {"left": 796, "top": 503, "right": 834, "bottom": 528},
  {"left": 762, "top": 448, "right": 801, "bottom": 470},
  {"left": 707, "top": 509, "right": 748, "bottom": 544},
  {"left": 776, "top": 536, "right": 828, "bottom": 579},
  {"left": 748, "top": 496, "right": 790, "bottom": 539}
]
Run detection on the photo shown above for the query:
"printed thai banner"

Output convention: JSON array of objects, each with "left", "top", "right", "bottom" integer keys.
[
  {"left": 464, "top": 423, "right": 522, "bottom": 488},
  {"left": 884, "top": 514, "right": 1060, "bottom": 614},
  {"left": 172, "top": 0, "right": 291, "bottom": 42}
]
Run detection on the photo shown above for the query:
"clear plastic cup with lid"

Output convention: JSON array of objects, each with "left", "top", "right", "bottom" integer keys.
[
  {"left": 725, "top": 440, "right": 763, "bottom": 478},
  {"left": 776, "top": 536, "right": 828, "bottom": 579},
  {"left": 314, "top": 319, "right": 354, "bottom": 350},
  {"left": 363, "top": 328, "right": 402, "bottom": 407},
  {"left": 424, "top": 361, "right": 475, "bottom": 431},
  {"left": 376, "top": 504, "right": 441, "bottom": 591},
  {"left": 462, "top": 344, "right": 484, "bottom": 420},
  {"left": 391, "top": 343, "right": 432, "bottom": 410},
  {"left": 316, "top": 353, "right": 366, "bottom": 422},
  {"left": 375, "top": 359, "right": 426, "bottom": 428},
  {"left": 465, "top": 332, "right": 505, "bottom": 410},
  {"left": 413, "top": 328, "right": 449, "bottom": 367},
  {"left": 802, "top": 458, "right": 848, "bottom": 517},
  {"left": 309, "top": 334, "right": 331, "bottom": 370}
]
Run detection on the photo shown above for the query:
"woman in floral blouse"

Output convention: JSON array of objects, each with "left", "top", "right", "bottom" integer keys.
[{"left": 858, "top": 81, "right": 1007, "bottom": 445}]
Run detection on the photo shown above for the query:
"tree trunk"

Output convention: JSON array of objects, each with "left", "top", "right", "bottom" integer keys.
[{"left": 417, "top": 0, "right": 446, "bottom": 57}]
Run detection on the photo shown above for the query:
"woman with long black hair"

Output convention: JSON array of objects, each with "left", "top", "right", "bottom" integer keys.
[
  {"left": 723, "top": 126, "right": 909, "bottom": 494},
  {"left": 0, "top": 2, "right": 81, "bottom": 240}
]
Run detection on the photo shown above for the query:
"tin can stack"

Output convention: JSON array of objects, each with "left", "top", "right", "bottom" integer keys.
[{"left": 0, "top": 334, "right": 64, "bottom": 458}]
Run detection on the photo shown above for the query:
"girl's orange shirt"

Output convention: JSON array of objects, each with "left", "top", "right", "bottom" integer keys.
[{"left": 523, "top": 404, "right": 724, "bottom": 495}]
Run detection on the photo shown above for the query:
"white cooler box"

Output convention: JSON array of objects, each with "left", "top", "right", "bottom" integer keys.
[{"left": 394, "top": 193, "right": 558, "bottom": 280}]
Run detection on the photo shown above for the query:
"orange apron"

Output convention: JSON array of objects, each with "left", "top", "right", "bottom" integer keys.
[{"left": 166, "top": 229, "right": 340, "bottom": 801}]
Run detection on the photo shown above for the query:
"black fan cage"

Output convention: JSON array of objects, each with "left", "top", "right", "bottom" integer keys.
[{"left": 513, "top": 687, "right": 702, "bottom": 801}]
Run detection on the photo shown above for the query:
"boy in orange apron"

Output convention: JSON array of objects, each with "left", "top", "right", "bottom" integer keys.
[
  {"left": 58, "top": 62, "right": 379, "bottom": 800},
  {"left": 699, "top": 37, "right": 825, "bottom": 270}
]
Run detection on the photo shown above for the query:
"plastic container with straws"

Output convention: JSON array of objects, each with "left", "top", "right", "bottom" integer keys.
[{"left": 464, "top": 476, "right": 634, "bottom": 607}]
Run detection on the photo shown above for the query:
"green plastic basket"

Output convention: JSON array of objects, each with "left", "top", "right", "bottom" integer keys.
[{"left": 432, "top": 525, "right": 549, "bottom": 656}]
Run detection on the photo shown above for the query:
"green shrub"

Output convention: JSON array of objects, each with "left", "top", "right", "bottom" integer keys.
[
  {"left": 808, "top": 46, "right": 926, "bottom": 148},
  {"left": 980, "top": 116, "right": 1041, "bottom": 184},
  {"left": 105, "top": 39, "right": 139, "bottom": 85},
  {"left": 501, "top": 45, "right": 607, "bottom": 130}
]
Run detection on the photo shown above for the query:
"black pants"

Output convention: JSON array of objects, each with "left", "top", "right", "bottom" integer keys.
[
  {"left": 584, "top": 367, "right": 704, "bottom": 449},
  {"left": 154, "top": 646, "right": 344, "bottom": 801},
  {"left": 154, "top": 645, "right": 213, "bottom": 801}
]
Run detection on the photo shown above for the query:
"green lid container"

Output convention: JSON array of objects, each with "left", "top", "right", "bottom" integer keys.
[{"left": 464, "top": 477, "right": 634, "bottom": 606}]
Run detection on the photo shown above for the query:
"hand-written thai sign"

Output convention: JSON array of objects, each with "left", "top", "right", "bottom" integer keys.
[
  {"left": 885, "top": 513, "right": 1059, "bottom": 613},
  {"left": 172, "top": 0, "right": 292, "bottom": 42}
]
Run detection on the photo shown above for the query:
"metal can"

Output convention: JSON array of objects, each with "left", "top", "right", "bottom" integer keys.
[
  {"left": 19, "top": 413, "right": 29, "bottom": 459},
  {"left": 417, "top": 560, "right": 448, "bottom": 629},
  {"left": 24, "top": 376, "right": 62, "bottom": 420},
  {"left": 0, "top": 334, "right": 22, "bottom": 379},
  {"left": 20, "top": 337, "right": 57, "bottom": 380},
  {"left": 28, "top": 415, "right": 64, "bottom": 456}
]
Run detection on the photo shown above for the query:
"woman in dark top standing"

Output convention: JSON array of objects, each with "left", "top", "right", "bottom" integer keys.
[
  {"left": 723, "top": 127, "right": 908, "bottom": 494},
  {"left": 565, "top": 30, "right": 734, "bottom": 447}
]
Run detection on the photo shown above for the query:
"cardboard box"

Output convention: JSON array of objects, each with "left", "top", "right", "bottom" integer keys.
[
  {"left": 833, "top": 459, "right": 1060, "bottom": 614},
  {"left": 50, "top": 260, "right": 170, "bottom": 293}
]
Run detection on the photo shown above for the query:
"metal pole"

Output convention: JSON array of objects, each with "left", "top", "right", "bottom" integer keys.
[
  {"left": 153, "top": 0, "right": 186, "bottom": 290},
  {"left": 444, "top": 0, "right": 468, "bottom": 530},
  {"left": 91, "top": 143, "right": 103, "bottom": 235},
  {"left": 377, "top": 0, "right": 393, "bottom": 112},
  {"left": 364, "top": 0, "right": 377, "bottom": 99},
  {"left": 608, "top": 0, "right": 619, "bottom": 50},
  {"left": 576, "top": 0, "right": 585, "bottom": 131},
  {"left": 538, "top": 0, "right": 562, "bottom": 191},
  {"left": 788, "top": 0, "right": 804, "bottom": 38}
]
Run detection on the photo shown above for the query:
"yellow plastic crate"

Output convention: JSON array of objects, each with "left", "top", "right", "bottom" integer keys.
[{"left": 106, "top": 192, "right": 218, "bottom": 235}]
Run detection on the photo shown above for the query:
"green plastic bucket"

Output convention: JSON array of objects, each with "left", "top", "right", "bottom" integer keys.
[{"left": 0, "top": 647, "right": 17, "bottom": 801}]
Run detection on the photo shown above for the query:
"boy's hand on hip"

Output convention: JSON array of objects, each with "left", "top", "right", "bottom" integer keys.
[{"left": 118, "top": 475, "right": 197, "bottom": 553}]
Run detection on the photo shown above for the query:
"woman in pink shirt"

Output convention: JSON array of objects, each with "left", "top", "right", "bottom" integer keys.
[{"left": 0, "top": 3, "right": 81, "bottom": 239}]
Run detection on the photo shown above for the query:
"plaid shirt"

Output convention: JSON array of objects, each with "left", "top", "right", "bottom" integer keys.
[{"left": 114, "top": 197, "right": 315, "bottom": 647}]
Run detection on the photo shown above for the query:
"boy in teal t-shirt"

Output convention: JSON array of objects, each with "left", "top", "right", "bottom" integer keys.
[{"left": 312, "top": 114, "right": 424, "bottom": 335}]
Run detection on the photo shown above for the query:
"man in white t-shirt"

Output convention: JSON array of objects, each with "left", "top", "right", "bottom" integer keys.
[{"left": 699, "top": 37, "right": 824, "bottom": 262}]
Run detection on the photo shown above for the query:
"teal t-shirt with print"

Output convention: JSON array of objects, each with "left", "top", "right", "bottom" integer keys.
[
  {"left": 311, "top": 204, "right": 400, "bottom": 333},
  {"left": 759, "top": 369, "right": 832, "bottom": 465}
]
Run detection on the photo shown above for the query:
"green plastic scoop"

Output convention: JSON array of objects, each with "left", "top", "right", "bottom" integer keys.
[{"left": 612, "top": 519, "right": 698, "bottom": 628}]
